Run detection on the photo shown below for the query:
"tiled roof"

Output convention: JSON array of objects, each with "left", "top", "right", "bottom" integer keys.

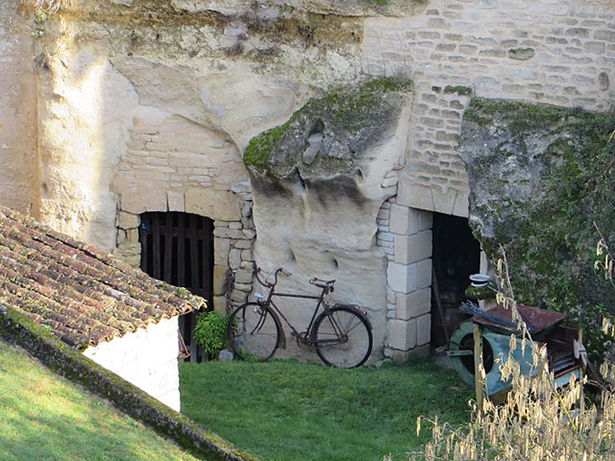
[{"left": 0, "top": 205, "right": 204, "bottom": 349}]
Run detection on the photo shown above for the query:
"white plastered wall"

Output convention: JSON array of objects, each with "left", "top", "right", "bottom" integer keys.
[{"left": 83, "top": 316, "right": 182, "bottom": 411}]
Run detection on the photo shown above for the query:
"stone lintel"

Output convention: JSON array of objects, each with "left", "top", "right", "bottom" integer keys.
[
  {"left": 398, "top": 179, "right": 469, "bottom": 218},
  {"left": 120, "top": 188, "right": 167, "bottom": 214},
  {"left": 167, "top": 191, "right": 185, "bottom": 212},
  {"left": 185, "top": 188, "right": 242, "bottom": 221}
]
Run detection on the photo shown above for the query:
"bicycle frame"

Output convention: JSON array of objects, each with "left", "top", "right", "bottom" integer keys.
[
  {"left": 255, "top": 269, "right": 333, "bottom": 344},
  {"left": 229, "top": 267, "right": 374, "bottom": 368}
]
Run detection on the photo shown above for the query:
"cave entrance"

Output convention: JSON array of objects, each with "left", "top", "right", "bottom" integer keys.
[
  {"left": 430, "top": 213, "right": 481, "bottom": 349},
  {"left": 139, "top": 212, "right": 214, "bottom": 362}
]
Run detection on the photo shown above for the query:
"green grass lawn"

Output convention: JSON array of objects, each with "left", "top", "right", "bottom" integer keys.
[
  {"left": 180, "top": 359, "right": 472, "bottom": 461},
  {"left": 0, "top": 340, "right": 198, "bottom": 461}
]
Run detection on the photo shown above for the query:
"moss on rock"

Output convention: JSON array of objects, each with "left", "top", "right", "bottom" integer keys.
[
  {"left": 461, "top": 99, "right": 615, "bottom": 359},
  {"left": 243, "top": 77, "right": 413, "bottom": 178}
]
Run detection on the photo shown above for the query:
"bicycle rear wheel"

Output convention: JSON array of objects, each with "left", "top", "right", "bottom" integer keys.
[
  {"left": 313, "top": 306, "right": 372, "bottom": 368},
  {"left": 227, "top": 302, "right": 281, "bottom": 362}
]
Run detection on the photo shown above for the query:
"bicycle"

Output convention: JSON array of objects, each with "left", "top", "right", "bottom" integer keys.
[{"left": 226, "top": 267, "right": 373, "bottom": 368}]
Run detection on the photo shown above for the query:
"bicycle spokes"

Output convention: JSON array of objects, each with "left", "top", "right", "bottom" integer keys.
[{"left": 313, "top": 306, "right": 372, "bottom": 368}]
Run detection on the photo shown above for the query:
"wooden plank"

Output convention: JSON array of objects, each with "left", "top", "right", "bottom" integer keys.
[
  {"left": 152, "top": 213, "right": 162, "bottom": 280},
  {"left": 474, "top": 322, "right": 485, "bottom": 414},
  {"left": 189, "top": 214, "right": 200, "bottom": 294},
  {"left": 139, "top": 214, "right": 149, "bottom": 274},
  {"left": 164, "top": 213, "right": 173, "bottom": 283},
  {"left": 177, "top": 213, "right": 186, "bottom": 288},
  {"left": 203, "top": 218, "right": 213, "bottom": 303}
]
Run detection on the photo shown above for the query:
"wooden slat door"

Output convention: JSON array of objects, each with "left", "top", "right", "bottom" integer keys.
[{"left": 139, "top": 212, "right": 214, "bottom": 361}]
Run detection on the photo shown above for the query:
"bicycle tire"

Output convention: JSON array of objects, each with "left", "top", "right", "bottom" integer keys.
[
  {"left": 227, "top": 302, "right": 282, "bottom": 362},
  {"left": 313, "top": 305, "right": 373, "bottom": 368}
]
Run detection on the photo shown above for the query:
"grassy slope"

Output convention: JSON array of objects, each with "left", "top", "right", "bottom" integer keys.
[
  {"left": 0, "top": 340, "right": 199, "bottom": 461},
  {"left": 181, "top": 359, "right": 472, "bottom": 461}
]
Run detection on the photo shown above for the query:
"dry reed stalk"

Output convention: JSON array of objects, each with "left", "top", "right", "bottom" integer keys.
[{"left": 410, "top": 247, "right": 615, "bottom": 460}]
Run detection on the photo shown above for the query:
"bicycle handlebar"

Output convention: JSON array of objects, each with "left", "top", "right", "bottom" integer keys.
[
  {"left": 255, "top": 267, "right": 292, "bottom": 288},
  {"left": 254, "top": 268, "right": 334, "bottom": 293}
]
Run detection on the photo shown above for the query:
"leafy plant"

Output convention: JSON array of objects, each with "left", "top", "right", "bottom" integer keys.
[{"left": 192, "top": 311, "right": 229, "bottom": 359}]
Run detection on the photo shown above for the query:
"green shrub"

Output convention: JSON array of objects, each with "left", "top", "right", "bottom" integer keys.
[{"left": 192, "top": 311, "right": 229, "bottom": 359}]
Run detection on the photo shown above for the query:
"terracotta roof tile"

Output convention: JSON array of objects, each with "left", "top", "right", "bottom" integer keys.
[{"left": 0, "top": 205, "right": 205, "bottom": 349}]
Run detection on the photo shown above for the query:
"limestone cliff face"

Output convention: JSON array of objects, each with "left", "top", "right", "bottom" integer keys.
[
  {"left": 245, "top": 79, "right": 414, "bottom": 356},
  {"left": 3, "top": 0, "right": 615, "bottom": 361},
  {"left": 0, "top": 1, "right": 38, "bottom": 215}
]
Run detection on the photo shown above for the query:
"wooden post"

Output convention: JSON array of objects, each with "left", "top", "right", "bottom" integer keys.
[{"left": 474, "top": 322, "right": 485, "bottom": 414}]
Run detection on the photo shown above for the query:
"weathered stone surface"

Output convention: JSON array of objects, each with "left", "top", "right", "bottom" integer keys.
[
  {"left": 121, "top": 189, "right": 168, "bottom": 214},
  {"left": 460, "top": 99, "right": 615, "bottom": 326},
  {"left": 117, "top": 211, "right": 140, "bottom": 229},
  {"left": 0, "top": 1, "right": 38, "bottom": 215},
  {"left": 396, "top": 288, "right": 431, "bottom": 320},
  {"left": 185, "top": 188, "right": 242, "bottom": 221},
  {"left": 245, "top": 78, "right": 413, "bottom": 182}
]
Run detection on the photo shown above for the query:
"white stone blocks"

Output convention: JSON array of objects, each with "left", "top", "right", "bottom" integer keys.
[
  {"left": 387, "top": 259, "right": 432, "bottom": 294},
  {"left": 387, "top": 318, "right": 417, "bottom": 351},
  {"left": 213, "top": 237, "right": 230, "bottom": 265},
  {"left": 396, "top": 288, "right": 431, "bottom": 320},
  {"left": 416, "top": 314, "right": 431, "bottom": 346},
  {"left": 394, "top": 230, "right": 432, "bottom": 264},
  {"left": 117, "top": 211, "right": 139, "bottom": 229},
  {"left": 390, "top": 205, "right": 433, "bottom": 235}
]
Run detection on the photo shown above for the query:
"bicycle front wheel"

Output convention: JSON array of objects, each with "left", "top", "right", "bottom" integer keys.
[
  {"left": 313, "top": 306, "right": 373, "bottom": 368},
  {"left": 227, "top": 302, "right": 281, "bottom": 362}
]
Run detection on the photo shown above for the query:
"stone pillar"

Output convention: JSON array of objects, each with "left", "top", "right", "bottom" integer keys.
[{"left": 385, "top": 206, "right": 433, "bottom": 363}]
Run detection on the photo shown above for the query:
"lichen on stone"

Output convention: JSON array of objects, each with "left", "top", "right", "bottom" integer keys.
[
  {"left": 460, "top": 98, "right": 615, "bottom": 358},
  {"left": 243, "top": 77, "right": 413, "bottom": 179}
]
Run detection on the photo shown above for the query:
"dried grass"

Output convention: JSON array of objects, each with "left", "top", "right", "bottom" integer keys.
[
  {"left": 32, "top": 0, "right": 63, "bottom": 14},
  {"left": 409, "top": 247, "right": 615, "bottom": 461},
  {"left": 410, "top": 341, "right": 615, "bottom": 460}
]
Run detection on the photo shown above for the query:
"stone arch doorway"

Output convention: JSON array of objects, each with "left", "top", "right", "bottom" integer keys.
[
  {"left": 139, "top": 211, "right": 214, "bottom": 361},
  {"left": 430, "top": 212, "right": 481, "bottom": 348}
]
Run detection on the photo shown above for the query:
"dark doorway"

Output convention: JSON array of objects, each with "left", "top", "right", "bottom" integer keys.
[
  {"left": 139, "top": 212, "right": 214, "bottom": 361},
  {"left": 430, "top": 213, "right": 481, "bottom": 349}
]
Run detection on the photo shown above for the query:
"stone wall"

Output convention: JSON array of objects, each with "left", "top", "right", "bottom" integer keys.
[
  {"left": 362, "top": 0, "right": 615, "bottom": 214},
  {"left": 83, "top": 316, "right": 182, "bottom": 411},
  {"left": 1, "top": 0, "right": 614, "bottom": 363},
  {"left": 361, "top": 0, "right": 615, "bottom": 357},
  {"left": 112, "top": 105, "right": 256, "bottom": 310}
]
